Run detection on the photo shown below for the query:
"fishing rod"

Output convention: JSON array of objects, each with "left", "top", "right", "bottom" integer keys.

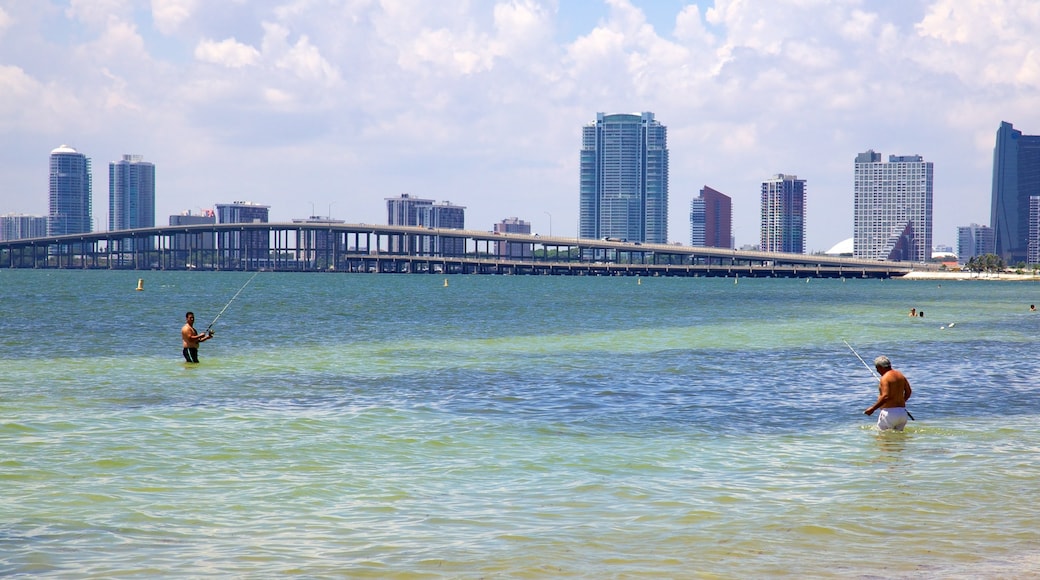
[
  {"left": 842, "top": 339, "right": 914, "bottom": 420},
  {"left": 205, "top": 271, "right": 260, "bottom": 334}
]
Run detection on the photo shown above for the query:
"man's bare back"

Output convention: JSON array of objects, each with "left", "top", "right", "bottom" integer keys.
[{"left": 865, "top": 359, "right": 911, "bottom": 416}]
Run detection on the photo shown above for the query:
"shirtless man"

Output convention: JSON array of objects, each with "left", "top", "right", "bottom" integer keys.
[
  {"left": 181, "top": 311, "right": 213, "bottom": 363},
  {"left": 864, "top": 355, "right": 912, "bottom": 431}
]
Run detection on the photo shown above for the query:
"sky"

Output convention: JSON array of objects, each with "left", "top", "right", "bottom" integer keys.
[{"left": 1, "top": 0, "right": 1038, "bottom": 251}]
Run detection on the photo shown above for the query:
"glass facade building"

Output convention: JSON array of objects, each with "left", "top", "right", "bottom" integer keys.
[
  {"left": 386, "top": 194, "right": 436, "bottom": 227},
  {"left": 853, "top": 150, "right": 933, "bottom": 262},
  {"left": 109, "top": 155, "right": 155, "bottom": 232},
  {"left": 957, "top": 223, "right": 995, "bottom": 265},
  {"left": 48, "top": 145, "right": 92, "bottom": 236},
  {"left": 579, "top": 112, "right": 668, "bottom": 243},
  {"left": 760, "top": 174, "right": 806, "bottom": 254},
  {"left": 385, "top": 194, "right": 466, "bottom": 256},
  {"left": 0, "top": 214, "right": 48, "bottom": 241},
  {"left": 216, "top": 201, "right": 271, "bottom": 265},
  {"left": 690, "top": 185, "right": 732, "bottom": 248},
  {"left": 991, "top": 121, "right": 1040, "bottom": 264}
]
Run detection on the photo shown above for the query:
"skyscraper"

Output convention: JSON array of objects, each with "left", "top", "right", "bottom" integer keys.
[
  {"left": 386, "top": 193, "right": 435, "bottom": 226},
  {"left": 216, "top": 201, "right": 270, "bottom": 266},
  {"left": 385, "top": 194, "right": 466, "bottom": 255},
  {"left": 690, "top": 186, "right": 732, "bottom": 248},
  {"left": 760, "top": 174, "right": 806, "bottom": 254},
  {"left": 853, "top": 150, "right": 933, "bottom": 262},
  {"left": 0, "top": 214, "right": 48, "bottom": 241},
  {"left": 957, "top": 223, "right": 995, "bottom": 265},
  {"left": 48, "top": 145, "right": 92, "bottom": 236},
  {"left": 579, "top": 112, "right": 668, "bottom": 243},
  {"left": 109, "top": 154, "right": 155, "bottom": 232},
  {"left": 991, "top": 121, "right": 1040, "bottom": 264}
]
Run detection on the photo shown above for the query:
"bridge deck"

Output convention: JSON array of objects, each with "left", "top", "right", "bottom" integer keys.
[{"left": 0, "top": 222, "right": 927, "bottom": 278}]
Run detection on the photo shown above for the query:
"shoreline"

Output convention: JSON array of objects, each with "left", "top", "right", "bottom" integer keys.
[{"left": 900, "top": 270, "right": 1040, "bottom": 281}]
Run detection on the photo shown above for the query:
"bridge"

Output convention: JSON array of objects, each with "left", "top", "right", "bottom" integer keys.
[{"left": 0, "top": 222, "right": 930, "bottom": 278}]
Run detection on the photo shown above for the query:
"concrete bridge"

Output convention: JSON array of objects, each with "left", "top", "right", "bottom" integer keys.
[{"left": 0, "top": 222, "right": 931, "bottom": 278}]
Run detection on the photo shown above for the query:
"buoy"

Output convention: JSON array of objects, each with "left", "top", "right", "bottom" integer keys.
[
  {"left": 443, "top": 278, "right": 448, "bottom": 287},
  {"left": 136, "top": 278, "right": 144, "bottom": 291},
  {"left": 637, "top": 278, "right": 641, "bottom": 285},
  {"left": 948, "top": 322, "right": 955, "bottom": 328}
]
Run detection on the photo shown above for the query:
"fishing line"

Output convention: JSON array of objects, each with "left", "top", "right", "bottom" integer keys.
[
  {"left": 205, "top": 271, "right": 260, "bottom": 333},
  {"left": 842, "top": 339, "right": 915, "bottom": 420}
]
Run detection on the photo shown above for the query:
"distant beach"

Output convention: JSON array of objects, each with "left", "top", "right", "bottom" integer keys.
[{"left": 901, "top": 270, "right": 1040, "bottom": 281}]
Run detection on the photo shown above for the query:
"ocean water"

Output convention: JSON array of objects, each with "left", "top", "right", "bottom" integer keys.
[{"left": 2, "top": 269, "right": 1040, "bottom": 578}]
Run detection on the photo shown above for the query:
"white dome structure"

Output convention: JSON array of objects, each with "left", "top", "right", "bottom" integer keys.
[
  {"left": 50, "top": 144, "right": 78, "bottom": 154},
  {"left": 825, "top": 237, "right": 853, "bottom": 255}
]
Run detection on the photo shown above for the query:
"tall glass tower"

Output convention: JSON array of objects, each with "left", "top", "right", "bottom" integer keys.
[
  {"left": 48, "top": 145, "right": 92, "bottom": 236},
  {"left": 109, "top": 154, "right": 155, "bottom": 232},
  {"left": 853, "top": 150, "right": 933, "bottom": 262},
  {"left": 579, "top": 112, "right": 668, "bottom": 243},
  {"left": 991, "top": 121, "right": 1040, "bottom": 264},
  {"left": 760, "top": 174, "right": 806, "bottom": 254}
]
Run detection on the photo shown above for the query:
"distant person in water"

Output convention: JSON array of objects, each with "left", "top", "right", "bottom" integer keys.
[
  {"left": 909, "top": 308, "right": 916, "bottom": 317},
  {"left": 181, "top": 311, "right": 214, "bottom": 363},
  {"left": 1031, "top": 305, "right": 1036, "bottom": 312},
  {"left": 864, "top": 355, "right": 912, "bottom": 431}
]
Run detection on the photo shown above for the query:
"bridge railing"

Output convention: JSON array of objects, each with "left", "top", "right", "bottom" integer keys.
[{"left": 0, "top": 222, "right": 926, "bottom": 276}]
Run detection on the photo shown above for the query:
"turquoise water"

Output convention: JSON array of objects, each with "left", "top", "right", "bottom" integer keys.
[{"left": 3, "top": 270, "right": 1040, "bottom": 577}]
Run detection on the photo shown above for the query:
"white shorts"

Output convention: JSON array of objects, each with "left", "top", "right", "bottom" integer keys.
[{"left": 877, "top": 407, "right": 908, "bottom": 431}]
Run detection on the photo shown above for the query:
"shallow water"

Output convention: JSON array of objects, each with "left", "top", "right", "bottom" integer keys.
[{"left": 3, "top": 270, "right": 1040, "bottom": 577}]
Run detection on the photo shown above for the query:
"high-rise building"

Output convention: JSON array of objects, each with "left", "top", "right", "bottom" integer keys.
[
  {"left": 109, "top": 154, "right": 155, "bottom": 232},
  {"left": 991, "top": 121, "right": 1040, "bottom": 264},
  {"left": 760, "top": 174, "right": 806, "bottom": 254},
  {"left": 385, "top": 194, "right": 466, "bottom": 255},
  {"left": 957, "top": 223, "right": 995, "bottom": 264},
  {"left": 690, "top": 186, "right": 732, "bottom": 248},
  {"left": 494, "top": 217, "right": 533, "bottom": 258},
  {"left": 169, "top": 210, "right": 217, "bottom": 255},
  {"left": 853, "top": 150, "right": 933, "bottom": 262},
  {"left": 419, "top": 201, "right": 466, "bottom": 256},
  {"left": 1030, "top": 197, "right": 1040, "bottom": 265},
  {"left": 216, "top": 201, "right": 270, "bottom": 265},
  {"left": 48, "top": 145, "right": 92, "bottom": 236},
  {"left": 386, "top": 193, "right": 436, "bottom": 226},
  {"left": 0, "top": 214, "right": 48, "bottom": 241},
  {"left": 579, "top": 112, "right": 668, "bottom": 243}
]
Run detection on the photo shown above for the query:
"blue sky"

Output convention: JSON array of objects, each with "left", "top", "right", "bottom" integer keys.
[{"left": 1, "top": 0, "right": 1038, "bottom": 251}]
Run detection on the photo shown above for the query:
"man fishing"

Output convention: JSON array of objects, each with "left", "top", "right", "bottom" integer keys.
[
  {"left": 864, "top": 355, "right": 912, "bottom": 431},
  {"left": 181, "top": 311, "right": 214, "bottom": 363}
]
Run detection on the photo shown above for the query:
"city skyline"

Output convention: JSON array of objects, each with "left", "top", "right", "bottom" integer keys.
[{"left": 1, "top": 1, "right": 1038, "bottom": 250}]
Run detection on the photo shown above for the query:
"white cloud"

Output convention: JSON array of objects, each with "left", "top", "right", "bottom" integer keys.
[
  {"left": 915, "top": 0, "right": 1040, "bottom": 88},
  {"left": 0, "top": 7, "right": 12, "bottom": 34},
  {"left": 151, "top": 0, "right": 199, "bottom": 35},
  {"left": 674, "top": 5, "right": 714, "bottom": 46},
  {"left": 194, "top": 37, "right": 261, "bottom": 68},
  {"left": 66, "top": 0, "right": 132, "bottom": 27},
  {"left": 259, "top": 22, "right": 340, "bottom": 84},
  {"left": 2, "top": 0, "right": 1039, "bottom": 249}
]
